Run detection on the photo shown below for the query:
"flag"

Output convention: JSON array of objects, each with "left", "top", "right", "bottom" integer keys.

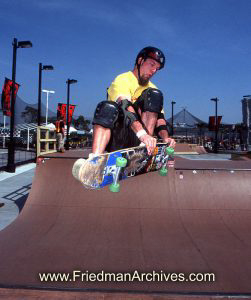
[
  {"left": 57, "top": 103, "right": 76, "bottom": 124},
  {"left": 1, "top": 78, "right": 20, "bottom": 116},
  {"left": 208, "top": 116, "right": 222, "bottom": 131}
]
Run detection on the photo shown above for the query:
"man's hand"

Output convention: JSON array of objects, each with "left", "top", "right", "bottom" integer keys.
[
  {"left": 164, "top": 137, "right": 176, "bottom": 148},
  {"left": 139, "top": 134, "right": 157, "bottom": 155}
]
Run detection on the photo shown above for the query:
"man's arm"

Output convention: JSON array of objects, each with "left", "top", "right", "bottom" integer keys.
[
  {"left": 117, "top": 97, "right": 157, "bottom": 154},
  {"left": 60, "top": 121, "right": 65, "bottom": 136},
  {"left": 156, "top": 118, "right": 176, "bottom": 148}
]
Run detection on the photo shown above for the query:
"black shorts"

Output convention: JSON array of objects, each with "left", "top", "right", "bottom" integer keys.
[
  {"left": 105, "top": 91, "right": 159, "bottom": 152},
  {"left": 105, "top": 98, "right": 146, "bottom": 152},
  {"left": 105, "top": 112, "right": 141, "bottom": 152}
]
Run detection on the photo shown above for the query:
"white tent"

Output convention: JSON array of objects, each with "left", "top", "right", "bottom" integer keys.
[
  {"left": 45, "top": 123, "right": 77, "bottom": 133},
  {"left": 77, "top": 129, "right": 93, "bottom": 136},
  {"left": 64, "top": 125, "right": 77, "bottom": 133},
  {"left": 45, "top": 123, "right": 56, "bottom": 129}
]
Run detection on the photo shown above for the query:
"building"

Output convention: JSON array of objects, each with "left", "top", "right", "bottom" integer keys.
[{"left": 241, "top": 96, "right": 251, "bottom": 148}]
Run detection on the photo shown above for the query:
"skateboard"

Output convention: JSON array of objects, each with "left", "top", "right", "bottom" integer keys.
[{"left": 72, "top": 143, "right": 174, "bottom": 192}]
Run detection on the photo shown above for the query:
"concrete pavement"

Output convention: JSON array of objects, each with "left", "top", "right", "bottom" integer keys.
[{"left": 0, "top": 163, "right": 36, "bottom": 230}]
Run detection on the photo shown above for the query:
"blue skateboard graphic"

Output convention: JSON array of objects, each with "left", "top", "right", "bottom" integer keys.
[
  {"left": 101, "top": 151, "right": 124, "bottom": 187},
  {"left": 74, "top": 143, "right": 174, "bottom": 192}
]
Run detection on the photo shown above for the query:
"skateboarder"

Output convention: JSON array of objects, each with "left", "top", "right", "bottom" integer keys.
[
  {"left": 92, "top": 46, "right": 175, "bottom": 156},
  {"left": 77, "top": 47, "right": 175, "bottom": 180}
]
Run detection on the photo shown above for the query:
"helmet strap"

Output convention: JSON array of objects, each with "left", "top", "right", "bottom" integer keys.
[
  {"left": 136, "top": 57, "right": 145, "bottom": 83},
  {"left": 137, "top": 64, "right": 141, "bottom": 82}
]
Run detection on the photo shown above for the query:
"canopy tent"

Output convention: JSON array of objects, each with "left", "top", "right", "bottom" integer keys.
[
  {"left": 64, "top": 125, "right": 77, "bottom": 133},
  {"left": 44, "top": 123, "right": 55, "bottom": 129},
  {"left": 167, "top": 108, "right": 207, "bottom": 128},
  {"left": 42, "top": 123, "right": 78, "bottom": 133}
]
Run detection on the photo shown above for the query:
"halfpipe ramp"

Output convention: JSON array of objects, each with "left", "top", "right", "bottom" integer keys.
[{"left": 0, "top": 154, "right": 250, "bottom": 298}]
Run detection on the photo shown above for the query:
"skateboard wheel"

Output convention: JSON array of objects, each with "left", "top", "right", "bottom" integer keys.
[
  {"left": 159, "top": 168, "right": 168, "bottom": 176},
  {"left": 166, "top": 147, "right": 174, "bottom": 155},
  {"left": 72, "top": 158, "right": 86, "bottom": 181},
  {"left": 109, "top": 183, "right": 120, "bottom": 192},
  {"left": 116, "top": 157, "right": 127, "bottom": 168}
]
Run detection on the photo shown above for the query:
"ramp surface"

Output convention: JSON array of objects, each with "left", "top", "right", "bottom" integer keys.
[{"left": 0, "top": 153, "right": 250, "bottom": 298}]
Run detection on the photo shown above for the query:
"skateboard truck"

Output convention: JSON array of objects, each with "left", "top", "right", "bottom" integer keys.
[
  {"left": 159, "top": 147, "right": 175, "bottom": 176},
  {"left": 109, "top": 157, "right": 127, "bottom": 192}
]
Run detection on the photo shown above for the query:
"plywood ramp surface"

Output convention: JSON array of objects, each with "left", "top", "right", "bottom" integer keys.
[{"left": 0, "top": 157, "right": 250, "bottom": 298}]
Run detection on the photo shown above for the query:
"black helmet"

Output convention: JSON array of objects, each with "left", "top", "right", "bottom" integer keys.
[{"left": 136, "top": 46, "right": 165, "bottom": 69}]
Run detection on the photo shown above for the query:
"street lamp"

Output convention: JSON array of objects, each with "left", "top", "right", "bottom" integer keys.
[
  {"left": 6, "top": 38, "right": 32, "bottom": 173},
  {"left": 42, "top": 89, "right": 55, "bottom": 125},
  {"left": 37, "top": 63, "right": 54, "bottom": 126},
  {"left": 65, "top": 79, "right": 77, "bottom": 150},
  {"left": 171, "top": 100, "right": 176, "bottom": 136},
  {"left": 211, "top": 97, "right": 219, "bottom": 153}
]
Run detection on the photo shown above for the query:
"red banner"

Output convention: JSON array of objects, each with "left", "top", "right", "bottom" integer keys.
[
  {"left": 208, "top": 116, "right": 222, "bottom": 131},
  {"left": 1, "top": 78, "right": 20, "bottom": 117},
  {"left": 57, "top": 103, "right": 76, "bottom": 124}
]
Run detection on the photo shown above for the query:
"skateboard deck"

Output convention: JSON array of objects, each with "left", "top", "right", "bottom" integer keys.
[{"left": 72, "top": 143, "right": 174, "bottom": 192}]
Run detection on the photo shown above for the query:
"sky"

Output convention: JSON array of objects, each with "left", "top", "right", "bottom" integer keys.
[{"left": 0, "top": 0, "right": 251, "bottom": 124}]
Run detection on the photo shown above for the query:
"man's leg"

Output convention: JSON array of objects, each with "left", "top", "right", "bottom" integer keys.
[
  {"left": 56, "top": 133, "right": 60, "bottom": 151},
  {"left": 140, "top": 111, "right": 158, "bottom": 136},
  {"left": 134, "top": 88, "right": 163, "bottom": 136},
  {"left": 91, "top": 101, "right": 120, "bottom": 154},
  {"left": 59, "top": 133, "right": 65, "bottom": 152},
  {"left": 73, "top": 101, "right": 119, "bottom": 184},
  {"left": 92, "top": 125, "right": 111, "bottom": 154}
]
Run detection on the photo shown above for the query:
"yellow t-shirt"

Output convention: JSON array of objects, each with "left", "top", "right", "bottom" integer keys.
[{"left": 107, "top": 71, "right": 157, "bottom": 103}]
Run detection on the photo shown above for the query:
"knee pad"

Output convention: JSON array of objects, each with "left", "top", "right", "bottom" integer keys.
[
  {"left": 138, "top": 88, "right": 163, "bottom": 113},
  {"left": 92, "top": 101, "right": 119, "bottom": 129}
]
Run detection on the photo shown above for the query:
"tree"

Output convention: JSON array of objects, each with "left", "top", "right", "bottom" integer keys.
[
  {"left": 22, "top": 106, "right": 46, "bottom": 123},
  {"left": 22, "top": 106, "right": 38, "bottom": 123},
  {"left": 73, "top": 115, "right": 91, "bottom": 131},
  {"left": 48, "top": 116, "right": 57, "bottom": 124}
]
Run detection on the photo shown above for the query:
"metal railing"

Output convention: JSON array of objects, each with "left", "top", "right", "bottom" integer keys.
[{"left": 0, "top": 149, "right": 36, "bottom": 170}]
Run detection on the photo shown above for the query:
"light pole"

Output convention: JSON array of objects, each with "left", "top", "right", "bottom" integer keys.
[
  {"left": 37, "top": 63, "right": 54, "bottom": 126},
  {"left": 211, "top": 97, "right": 219, "bottom": 153},
  {"left": 171, "top": 100, "right": 176, "bottom": 136},
  {"left": 65, "top": 79, "right": 77, "bottom": 150},
  {"left": 6, "top": 38, "right": 32, "bottom": 173},
  {"left": 3, "top": 114, "right": 6, "bottom": 148},
  {"left": 42, "top": 89, "right": 55, "bottom": 125}
]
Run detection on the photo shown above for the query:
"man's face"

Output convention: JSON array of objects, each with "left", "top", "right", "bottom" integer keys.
[{"left": 138, "top": 58, "right": 161, "bottom": 86}]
